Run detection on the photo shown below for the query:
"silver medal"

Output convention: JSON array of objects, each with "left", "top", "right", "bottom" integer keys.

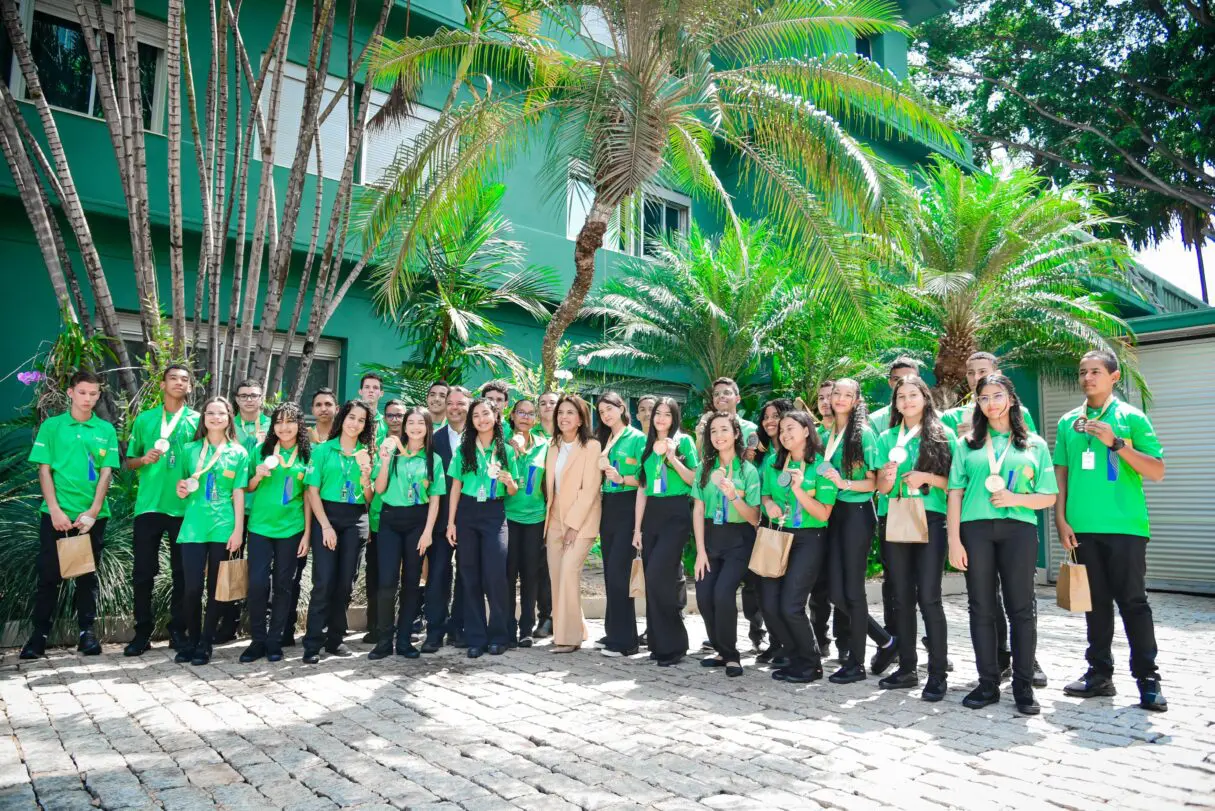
[
  {"left": 816, "top": 462, "right": 834, "bottom": 476},
  {"left": 653, "top": 439, "right": 668, "bottom": 456},
  {"left": 888, "top": 446, "right": 908, "bottom": 465},
  {"left": 264, "top": 455, "right": 280, "bottom": 470},
  {"left": 777, "top": 471, "right": 792, "bottom": 487},
  {"left": 184, "top": 477, "right": 200, "bottom": 493},
  {"left": 984, "top": 474, "right": 1006, "bottom": 493},
  {"left": 154, "top": 438, "right": 171, "bottom": 453}
]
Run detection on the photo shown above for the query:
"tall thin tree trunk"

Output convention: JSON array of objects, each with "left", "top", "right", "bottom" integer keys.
[{"left": 166, "top": 0, "right": 187, "bottom": 357}]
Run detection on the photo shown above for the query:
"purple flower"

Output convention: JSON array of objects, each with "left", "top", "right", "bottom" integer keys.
[{"left": 17, "top": 371, "right": 44, "bottom": 386}]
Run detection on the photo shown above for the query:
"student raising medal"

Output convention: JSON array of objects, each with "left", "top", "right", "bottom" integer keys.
[
  {"left": 653, "top": 438, "right": 669, "bottom": 456},
  {"left": 777, "top": 469, "right": 793, "bottom": 487},
  {"left": 154, "top": 438, "right": 171, "bottom": 454},
  {"left": 264, "top": 454, "right": 280, "bottom": 470},
  {"left": 888, "top": 445, "right": 909, "bottom": 465},
  {"left": 710, "top": 468, "right": 727, "bottom": 488}
]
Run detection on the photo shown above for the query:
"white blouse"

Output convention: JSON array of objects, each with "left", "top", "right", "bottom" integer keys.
[{"left": 554, "top": 440, "right": 576, "bottom": 494}]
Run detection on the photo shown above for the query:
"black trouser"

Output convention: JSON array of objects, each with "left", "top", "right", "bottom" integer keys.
[
  {"left": 599, "top": 491, "right": 639, "bottom": 651},
  {"left": 741, "top": 571, "right": 764, "bottom": 645},
  {"left": 827, "top": 500, "right": 891, "bottom": 666},
  {"left": 1075, "top": 532, "right": 1159, "bottom": 680},
  {"left": 761, "top": 526, "right": 828, "bottom": 671},
  {"left": 132, "top": 512, "right": 185, "bottom": 638},
  {"left": 877, "top": 516, "right": 896, "bottom": 635},
  {"left": 696, "top": 522, "right": 755, "bottom": 663},
  {"left": 284, "top": 554, "right": 307, "bottom": 641},
  {"left": 304, "top": 502, "right": 368, "bottom": 652},
  {"left": 424, "top": 494, "right": 465, "bottom": 641},
  {"left": 641, "top": 495, "right": 691, "bottom": 659},
  {"left": 960, "top": 519, "right": 1038, "bottom": 685},
  {"left": 507, "top": 519, "right": 546, "bottom": 640},
  {"left": 376, "top": 505, "right": 429, "bottom": 649},
  {"left": 885, "top": 512, "right": 948, "bottom": 678},
  {"left": 809, "top": 572, "right": 850, "bottom": 654},
  {"left": 455, "top": 495, "right": 510, "bottom": 648},
  {"left": 180, "top": 542, "right": 226, "bottom": 650},
  {"left": 32, "top": 514, "right": 107, "bottom": 637},
  {"left": 363, "top": 528, "right": 380, "bottom": 638},
  {"left": 247, "top": 532, "right": 303, "bottom": 648}
]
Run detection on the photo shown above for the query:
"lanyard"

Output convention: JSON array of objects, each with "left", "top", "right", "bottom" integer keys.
[
  {"left": 985, "top": 434, "right": 1014, "bottom": 479},
  {"left": 160, "top": 406, "right": 185, "bottom": 440},
  {"left": 192, "top": 441, "right": 227, "bottom": 480},
  {"left": 823, "top": 425, "right": 846, "bottom": 464},
  {"left": 1081, "top": 396, "right": 1117, "bottom": 450},
  {"left": 895, "top": 422, "right": 921, "bottom": 450},
  {"left": 275, "top": 445, "right": 299, "bottom": 469}
]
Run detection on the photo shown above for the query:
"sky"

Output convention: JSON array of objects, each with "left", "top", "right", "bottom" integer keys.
[{"left": 1135, "top": 229, "right": 1210, "bottom": 304}]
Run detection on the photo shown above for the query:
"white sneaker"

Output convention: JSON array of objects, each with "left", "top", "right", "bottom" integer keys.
[{"left": 601, "top": 648, "right": 623, "bottom": 657}]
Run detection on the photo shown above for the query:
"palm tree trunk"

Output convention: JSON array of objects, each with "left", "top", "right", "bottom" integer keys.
[
  {"left": 933, "top": 328, "right": 975, "bottom": 407},
  {"left": 541, "top": 197, "right": 612, "bottom": 389},
  {"left": 166, "top": 0, "right": 186, "bottom": 357}
]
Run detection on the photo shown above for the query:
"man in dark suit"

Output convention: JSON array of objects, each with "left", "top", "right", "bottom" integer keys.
[{"left": 421, "top": 386, "right": 472, "bottom": 652}]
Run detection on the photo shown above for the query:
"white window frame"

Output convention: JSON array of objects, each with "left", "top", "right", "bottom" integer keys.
[
  {"left": 254, "top": 61, "right": 350, "bottom": 181},
  {"left": 566, "top": 164, "right": 691, "bottom": 257},
  {"left": 115, "top": 313, "right": 342, "bottom": 394},
  {"left": 8, "top": 0, "right": 168, "bottom": 134},
  {"left": 359, "top": 91, "right": 441, "bottom": 186}
]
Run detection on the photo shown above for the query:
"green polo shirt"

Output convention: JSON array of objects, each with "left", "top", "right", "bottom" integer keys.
[
  {"left": 948, "top": 430, "right": 1057, "bottom": 526},
  {"left": 690, "top": 457, "right": 761, "bottom": 523},
  {"left": 305, "top": 439, "right": 380, "bottom": 506},
  {"left": 875, "top": 425, "right": 957, "bottom": 515},
  {"left": 601, "top": 425, "right": 647, "bottom": 494},
  {"left": 128, "top": 404, "right": 200, "bottom": 517},
  {"left": 382, "top": 448, "right": 447, "bottom": 508},
  {"left": 760, "top": 454, "right": 838, "bottom": 529},
  {"left": 247, "top": 447, "right": 310, "bottom": 538},
  {"left": 178, "top": 441, "right": 250, "bottom": 543},
  {"left": 869, "top": 405, "right": 891, "bottom": 435},
  {"left": 737, "top": 417, "right": 759, "bottom": 445},
  {"left": 941, "top": 403, "right": 1037, "bottom": 436},
  {"left": 447, "top": 441, "right": 519, "bottom": 502},
  {"left": 1052, "top": 397, "right": 1162, "bottom": 538},
  {"left": 28, "top": 411, "right": 121, "bottom": 518},
  {"left": 822, "top": 424, "right": 880, "bottom": 503},
  {"left": 532, "top": 424, "right": 551, "bottom": 440},
  {"left": 640, "top": 433, "right": 700, "bottom": 498},
  {"left": 506, "top": 435, "right": 548, "bottom": 524},
  {"left": 373, "top": 412, "right": 388, "bottom": 444}
]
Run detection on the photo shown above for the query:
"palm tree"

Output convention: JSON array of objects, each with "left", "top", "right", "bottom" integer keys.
[
  {"left": 365, "top": 183, "right": 557, "bottom": 388},
  {"left": 363, "top": 0, "right": 959, "bottom": 388},
  {"left": 887, "top": 157, "right": 1142, "bottom": 403},
  {"left": 579, "top": 222, "right": 803, "bottom": 405}
]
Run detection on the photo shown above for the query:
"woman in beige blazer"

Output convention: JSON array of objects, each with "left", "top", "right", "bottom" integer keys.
[{"left": 544, "top": 394, "right": 603, "bottom": 652}]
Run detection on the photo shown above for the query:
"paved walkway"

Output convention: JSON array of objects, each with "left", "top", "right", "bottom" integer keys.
[{"left": 2, "top": 589, "right": 1213, "bottom": 811}]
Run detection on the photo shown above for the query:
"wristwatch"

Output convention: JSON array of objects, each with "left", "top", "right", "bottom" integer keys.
[{"left": 1110, "top": 437, "right": 1126, "bottom": 452}]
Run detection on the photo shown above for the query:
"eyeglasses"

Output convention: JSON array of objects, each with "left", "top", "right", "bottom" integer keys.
[
  {"left": 235, "top": 393, "right": 261, "bottom": 401},
  {"left": 976, "top": 392, "right": 1009, "bottom": 406},
  {"left": 385, "top": 413, "right": 405, "bottom": 420},
  {"left": 514, "top": 411, "right": 536, "bottom": 418}
]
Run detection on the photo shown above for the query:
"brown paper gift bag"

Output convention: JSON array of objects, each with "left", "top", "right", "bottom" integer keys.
[
  {"left": 57, "top": 533, "right": 95, "bottom": 579},
  {"left": 886, "top": 495, "right": 929, "bottom": 543},
  {"left": 748, "top": 525, "right": 793, "bottom": 578},
  {"left": 1057, "top": 549, "right": 1092, "bottom": 613},
  {"left": 629, "top": 555, "right": 645, "bottom": 599},
  {"left": 215, "top": 553, "right": 248, "bottom": 602}
]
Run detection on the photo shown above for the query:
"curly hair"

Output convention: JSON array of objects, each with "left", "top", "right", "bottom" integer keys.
[
  {"left": 331, "top": 399, "right": 376, "bottom": 447},
  {"left": 966, "top": 374, "right": 1031, "bottom": 451},
  {"left": 887, "top": 376, "right": 950, "bottom": 477},
  {"left": 698, "top": 412, "right": 744, "bottom": 489},
  {"left": 459, "top": 397, "right": 508, "bottom": 474},
  {"left": 259, "top": 401, "right": 312, "bottom": 463}
]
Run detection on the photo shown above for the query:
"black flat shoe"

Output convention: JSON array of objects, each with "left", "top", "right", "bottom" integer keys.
[
  {"left": 701, "top": 656, "right": 726, "bottom": 668},
  {"left": 1032, "top": 660, "right": 1048, "bottom": 688},
  {"left": 174, "top": 647, "right": 194, "bottom": 664},
  {"left": 368, "top": 644, "right": 394, "bottom": 661},
  {"left": 239, "top": 643, "right": 266, "bottom": 663},
  {"left": 1063, "top": 670, "right": 1116, "bottom": 698},
  {"left": 420, "top": 637, "right": 442, "bottom": 654},
  {"left": 302, "top": 651, "right": 320, "bottom": 664},
  {"left": 467, "top": 647, "right": 484, "bottom": 659},
  {"left": 963, "top": 681, "right": 1000, "bottom": 710},
  {"left": 397, "top": 646, "right": 420, "bottom": 659},
  {"left": 487, "top": 644, "right": 507, "bottom": 656},
  {"left": 829, "top": 664, "right": 866, "bottom": 684},
  {"left": 921, "top": 675, "right": 947, "bottom": 702},
  {"left": 1137, "top": 678, "right": 1167, "bottom": 712},
  {"left": 266, "top": 647, "right": 284, "bottom": 663},
  {"left": 869, "top": 639, "right": 898, "bottom": 675},
  {"left": 361, "top": 632, "right": 377, "bottom": 644},
  {"left": 726, "top": 663, "right": 744, "bottom": 677},
  {"left": 190, "top": 647, "right": 212, "bottom": 666},
  {"left": 77, "top": 630, "right": 102, "bottom": 656},
  {"left": 1013, "top": 680, "right": 1040, "bottom": 715},
  {"left": 782, "top": 666, "right": 823, "bottom": 684},
  {"left": 879, "top": 668, "right": 919, "bottom": 690},
  {"left": 123, "top": 636, "right": 151, "bottom": 657},
  {"left": 656, "top": 653, "right": 684, "bottom": 667},
  {"left": 19, "top": 635, "right": 47, "bottom": 660},
  {"left": 518, "top": 636, "right": 534, "bottom": 648}
]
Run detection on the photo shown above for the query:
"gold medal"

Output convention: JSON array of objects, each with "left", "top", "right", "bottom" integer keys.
[
  {"left": 653, "top": 439, "right": 669, "bottom": 456},
  {"left": 710, "top": 468, "right": 727, "bottom": 488}
]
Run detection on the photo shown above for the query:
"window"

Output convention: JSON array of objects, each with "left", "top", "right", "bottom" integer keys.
[
  {"left": 359, "top": 91, "right": 441, "bottom": 186},
  {"left": 856, "top": 37, "right": 872, "bottom": 59},
  {"left": 7, "top": 0, "right": 167, "bottom": 133},
  {"left": 566, "top": 169, "right": 690, "bottom": 257},
  {"left": 112, "top": 313, "right": 341, "bottom": 398},
  {"left": 258, "top": 62, "right": 349, "bottom": 181}
]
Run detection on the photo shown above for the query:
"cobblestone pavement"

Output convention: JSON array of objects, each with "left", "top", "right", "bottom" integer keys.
[{"left": 2, "top": 588, "right": 1213, "bottom": 811}]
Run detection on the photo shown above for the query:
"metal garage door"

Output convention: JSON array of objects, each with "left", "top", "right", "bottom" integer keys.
[{"left": 1040, "top": 337, "right": 1215, "bottom": 593}]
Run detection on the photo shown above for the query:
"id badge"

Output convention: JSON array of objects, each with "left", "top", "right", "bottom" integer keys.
[
  {"left": 477, "top": 485, "right": 487, "bottom": 503},
  {"left": 167, "top": 452, "right": 176, "bottom": 468},
  {"left": 341, "top": 480, "right": 353, "bottom": 504},
  {"left": 713, "top": 509, "right": 725, "bottom": 525},
  {"left": 1081, "top": 449, "right": 1096, "bottom": 471}
]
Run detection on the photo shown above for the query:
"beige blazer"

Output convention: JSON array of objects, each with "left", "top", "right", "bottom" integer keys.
[{"left": 543, "top": 438, "right": 603, "bottom": 541}]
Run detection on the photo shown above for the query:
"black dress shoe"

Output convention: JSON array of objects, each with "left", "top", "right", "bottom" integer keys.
[
  {"left": 487, "top": 644, "right": 507, "bottom": 656},
  {"left": 266, "top": 647, "right": 284, "bottom": 663},
  {"left": 1063, "top": 670, "right": 1116, "bottom": 698},
  {"left": 597, "top": 635, "right": 609, "bottom": 646},
  {"left": 420, "top": 637, "right": 442, "bottom": 654},
  {"left": 782, "top": 665, "right": 823, "bottom": 684},
  {"left": 467, "top": 647, "right": 484, "bottom": 659},
  {"left": 726, "top": 663, "right": 744, "bottom": 678},
  {"left": 124, "top": 636, "right": 151, "bottom": 657},
  {"left": 518, "top": 637, "right": 534, "bottom": 648},
  {"left": 302, "top": 650, "right": 320, "bottom": 664},
  {"left": 174, "top": 647, "right": 194, "bottom": 664},
  {"left": 921, "top": 674, "right": 947, "bottom": 702},
  {"left": 19, "top": 635, "right": 47, "bottom": 660},
  {"left": 963, "top": 680, "right": 1001, "bottom": 709},
  {"left": 397, "top": 646, "right": 420, "bottom": 659},
  {"left": 878, "top": 667, "right": 919, "bottom": 689},
  {"left": 449, "top": 634, "right": 467, "bottom": 649},
  {"left": 324, "top": 643, "right": 349, "bottom": 657},
  {"left": 656, "top": 653, "right": 684, "bottom": 667},
  {"left": 1137, "top": 678, "right": 1167, "bottom": 712},
  {"left": 869, "top": 639, "right": 898, "bottom": 675},
  {"left": 77, "top": 630, "right": 102, "bottom": 656},
  {"left": 1012, "top": 680, "right": 1040, "bottom": 715},
  {"left": 362, "top": 632, "right": 377, "bottom": 644},
  {"left": 755, "top": 647, "right": 784, "bottom": 665},
  {"left": 1032, "top": 660, "right": 1048, "bottom": 688},
  {"left": 829, "top": 664, "right": 866, "bottom": 684},
  {"left": 368, "top": 643, "right": 394, "bottom": 661},
  {"left": 190, "top": 646, "right": 212, "bottom": 666},
  {"left": 239, "top": 643, "right": 266, "bottom": 663},
  {"left": 701, "top": 656, "right": 726, "bottom": 668}
]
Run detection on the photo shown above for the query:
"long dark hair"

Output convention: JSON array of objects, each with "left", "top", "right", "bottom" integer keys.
[
  {"left": 888, "top": 376, "right": 949, "bottom": 477},
  {"left": 698, "top": 411, "right": 744, "bottom": 488},
  {"left": 554, "top": 394, "right": 593, "bottom": 446},
  {"left": 966, "top": 374, "right": 1030, "bottom": 451},
  {"left": 594, "top": 391, "right": 630, "bottom": 447},
  {"left": 331, "top": 398, "right": 376, "bottom": 446},
  {"left": 193, "top": 396, "right": 236, "bottom": 442},
  {"left": 774, "top": 410, "right": 824, "bottom": 469},
  {"left": 758, "top": 397, "right": 794, "bottom": 457},
  {"left": 459, "top": 397, "right": 508, "bottom": 474},
  {"left": 832, "top": 379, "right": 869, "bottom": 473},
  {"left": 639, "top": 396, "right": 684, "bottom": 487},
  {"left": 260, "top": 401, "right": 312, "bottom": 464}
]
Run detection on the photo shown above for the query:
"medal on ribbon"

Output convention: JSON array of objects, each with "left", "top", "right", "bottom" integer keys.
[{"left": 984, "top": 434, "right": 1014, "bottom": 493}]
